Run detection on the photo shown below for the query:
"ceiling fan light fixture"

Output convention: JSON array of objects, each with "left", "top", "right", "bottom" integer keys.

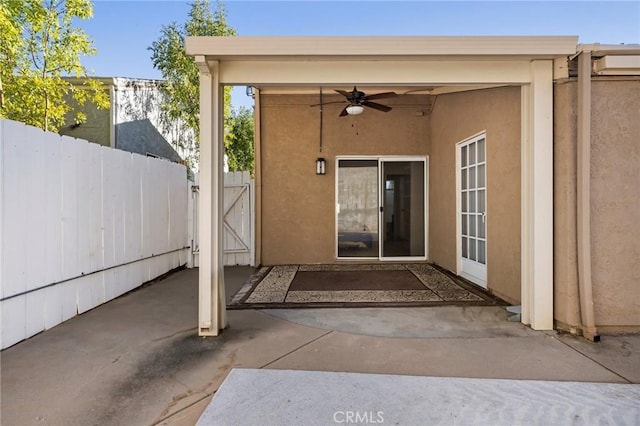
[{"left": 346, "top": 104, "right": 364, "bottom": 115}]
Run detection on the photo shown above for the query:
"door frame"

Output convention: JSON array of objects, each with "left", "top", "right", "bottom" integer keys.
[
  {"left": 335, "top": 155, "right": 428, "bottom": 261},
  {"left": 455, "top": 131, "right": 488, "bottom": 287}
]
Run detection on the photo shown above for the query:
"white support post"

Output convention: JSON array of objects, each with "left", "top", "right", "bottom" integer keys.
[
  {"left": 520, "top": 85, "right": 532, "bottom": 326},
  {"left": 526, "top": 60, "right": 555, "bottom": 330},
  {"left": 197, "top": 57, "right": 226, "bottom": 336},
  {"left": 215, "top": 68, "right": 227, "bottom": 330}
]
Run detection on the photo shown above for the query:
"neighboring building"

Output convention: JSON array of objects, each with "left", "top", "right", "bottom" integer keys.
[
  {"left": 60, "top": 77, "right": 190, "bottom": 164},
  {"left": 186, "top": 36, "right": 639, "bottom": 339}
]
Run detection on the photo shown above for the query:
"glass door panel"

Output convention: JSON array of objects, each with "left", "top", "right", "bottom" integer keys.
[
  {"left": 381, "top": 161, "right": 425, "bottom": 258},
  {"left": 337, "top": 160, "right": 379, "bottom": 258}
]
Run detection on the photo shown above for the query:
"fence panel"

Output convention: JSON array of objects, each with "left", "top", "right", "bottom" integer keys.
[{"left": 0, "top": 119, "right": 189, "bottom": 349}]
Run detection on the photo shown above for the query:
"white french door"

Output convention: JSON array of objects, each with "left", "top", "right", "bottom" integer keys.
[{"left": 457, "top": 134, "right": 487, "bottom": 288}]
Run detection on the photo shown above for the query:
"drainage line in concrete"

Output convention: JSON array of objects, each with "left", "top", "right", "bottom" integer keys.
[
  {"left": 554, "top": 336, "right": 630, "bottom": 383},
  {"left": 153, "top": 391, "right": 218, "bottom": 425},
  {"left": 0, "top": 246, "right": 190, "bottom": 302},
  {"left": 260, "top": 330, "right": 334, "bottom": 369}
]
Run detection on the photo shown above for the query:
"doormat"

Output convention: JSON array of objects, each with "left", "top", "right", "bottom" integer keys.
[{"left": 228, "top": 264, "right": 506, "bottom": 309}]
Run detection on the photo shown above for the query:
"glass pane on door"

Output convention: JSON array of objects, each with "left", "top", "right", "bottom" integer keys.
[
  {"left": 382, "top": 161, "right": 425, "bottom": 258},
  {"left": 337, "top": 160, "right": 379, "bottom": 257}
]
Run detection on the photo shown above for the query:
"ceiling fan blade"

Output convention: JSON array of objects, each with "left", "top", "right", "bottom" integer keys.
[
  {"left": 363, "top": 92, "right": 397, "bottom": 101},
  {"left": 335, "top": 89, "right": 351, "bottom": 98},
  {"left": 309, "top": 100, "right": 347, "bottom": 107},
  {"left": 339, "top": 106, "right": 349, "bottom": 117},
  {"left": 363, "top": 101, "right": 392, "bottom": 112}
]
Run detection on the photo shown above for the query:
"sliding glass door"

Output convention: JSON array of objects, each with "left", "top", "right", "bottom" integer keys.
[
  {"left": 381, "top": 160, "right": 426, "bottom": 259},
  {"left": 337, "top": 160, "right": 379, "bottom": 258},
  {"left": 337, "top": 157, "right": 427, "bottom": 260}
]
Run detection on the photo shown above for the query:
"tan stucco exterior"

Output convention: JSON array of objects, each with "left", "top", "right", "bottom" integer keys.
[
  {"left": 260, "top": 94, "right": 431, "bottom": 265},
  {"left": 429, "top": 87, "right": 522, "bottom": 303},
  {"left": 554, "top": 78, "right": 640, "bottom": 331}
]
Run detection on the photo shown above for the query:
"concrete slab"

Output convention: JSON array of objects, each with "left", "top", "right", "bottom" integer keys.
[
  {"left": 264, "top": 306, "right": 539, "bottom": 338},
  {"left": 1, "top": 267, "right": 328, "bottom": 426},
  {"left": 558, "top": 333, "right": 640, "bottom": 383},
  {"left": 2, "top": 267, "right": 638, "bottom": 426},
  {"left": 265, "top": 331, "right": 630, "bottom": 383},
  {"left": 197, "top": 369, "right": 640, "bottom": 426}
]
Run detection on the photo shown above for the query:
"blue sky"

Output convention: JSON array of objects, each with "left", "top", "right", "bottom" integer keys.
[{"left": 80, "top": 1, "right": 640, "bottom": 108}]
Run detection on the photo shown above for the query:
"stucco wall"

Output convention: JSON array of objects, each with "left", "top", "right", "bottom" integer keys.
[
  {"left": 60, "top": 78, "right": 186, "bottom": 163},
  {"left": 429, "top": 87, "right": 521, "bottom": 303},
  {"left": 554, "top": 78, "right": 640, "bottom": 330},
  {"left": 259, "top": 94, "right": 431, "bottom": 264},
  {"left": 114, "top": 79, "right": 185, "bottom": 163},
  {"left": 60, "top": 94, "right": 111, "bottom": 147}
]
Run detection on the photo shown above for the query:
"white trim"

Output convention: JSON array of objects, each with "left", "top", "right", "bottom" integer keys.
[
  {"left": 425, "top": 156, "right": 430, "bottom": 262},
  {"left": 520, "top": 85, "right": 532, "bottom": 326},
  {"left": 593, "top": 55, "right": 640, "bottom": 75},
  {"left": 186, "top": 36, "right": 578, "bottom": 58}
]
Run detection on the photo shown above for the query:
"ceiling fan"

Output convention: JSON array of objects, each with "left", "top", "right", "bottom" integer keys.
[{"left": 312, "top": 87, "right": 397, "bottom": 116}]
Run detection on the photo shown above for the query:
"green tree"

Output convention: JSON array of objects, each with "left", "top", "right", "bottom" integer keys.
[
  {"left": 149, "top": 0, "right": 235, "bottom": 171},
  {"left": 0, "top": 1, "right": 22, "bottom": 108},
  {"left": 0, "top": 0, "right": 109, "bottom": 132},
  {"left": 226, "top": 107, "right": 254, "bottom": 173}
]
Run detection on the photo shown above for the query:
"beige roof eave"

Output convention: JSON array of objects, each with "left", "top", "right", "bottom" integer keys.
[{"left": 185, "top": 35, "right": 579, "bottom": 60}]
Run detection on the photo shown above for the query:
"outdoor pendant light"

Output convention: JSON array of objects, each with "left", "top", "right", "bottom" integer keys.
[
  {"left": 346, "top": 104, "right": 364, "bottom": 115},
  {"left": 316, "top": 157, "right": 326, "bottom": 175}
]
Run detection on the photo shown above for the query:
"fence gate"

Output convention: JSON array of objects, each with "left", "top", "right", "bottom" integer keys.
[{"left": 190, "top": 171, "right": 255, "bottom": 267}]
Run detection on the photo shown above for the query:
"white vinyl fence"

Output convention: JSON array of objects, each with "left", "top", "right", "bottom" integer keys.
[
  {"left": 191, "top": 171, "right": 254, "bottom": 267},
  {"left": 0, "top": 119, "right": 190, "bottom": 349}
]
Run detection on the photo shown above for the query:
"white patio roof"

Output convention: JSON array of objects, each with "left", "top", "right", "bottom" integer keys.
[
  {"left": 189, "top": 35, "right": 578, "bottom": 337},
  {"left": 185, "top": 35, "right": 578, "bottom": 59},
  {"left": 185, "top": 36, "right": 578, "bottom": 86}
]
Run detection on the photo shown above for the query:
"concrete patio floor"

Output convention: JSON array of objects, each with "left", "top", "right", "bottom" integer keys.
[{"left": 1, "top": 267, "right": 638, "bottom": 425}]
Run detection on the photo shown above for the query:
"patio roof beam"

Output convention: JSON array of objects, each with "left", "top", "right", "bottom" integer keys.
[
  {"left": 185, "top": 36, "right": 578, "bottom": 59},
  {"left": 216, "top": 60, "right": 534, "bottom": 86}
]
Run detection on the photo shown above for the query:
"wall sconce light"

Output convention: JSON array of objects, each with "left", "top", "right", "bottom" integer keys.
[
  {"left": 346, "top": 104, "right": 364, "bottom": 115},
  {"left": 316, "top": 157, "right": 326, "bottom": 175}
]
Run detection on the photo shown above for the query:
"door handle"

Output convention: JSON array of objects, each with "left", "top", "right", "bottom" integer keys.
[{"left": 482, "top": 212, "right": 486, "bottom": 223}]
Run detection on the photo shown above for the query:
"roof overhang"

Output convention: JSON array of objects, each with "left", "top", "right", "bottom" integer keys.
[
  {"left": 185, "top": 36, "right": 578, "bottom": 86},
  {"left": 185, "top": 36, "right": 578, "bottom": 60},
  {"left": 593, "top": 55, "right": 640, "bottom": 75}
]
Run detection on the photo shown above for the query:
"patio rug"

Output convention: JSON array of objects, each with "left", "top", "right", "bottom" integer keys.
[{"left": 228, "top": 264, "right": 506, "bottom": 309}]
